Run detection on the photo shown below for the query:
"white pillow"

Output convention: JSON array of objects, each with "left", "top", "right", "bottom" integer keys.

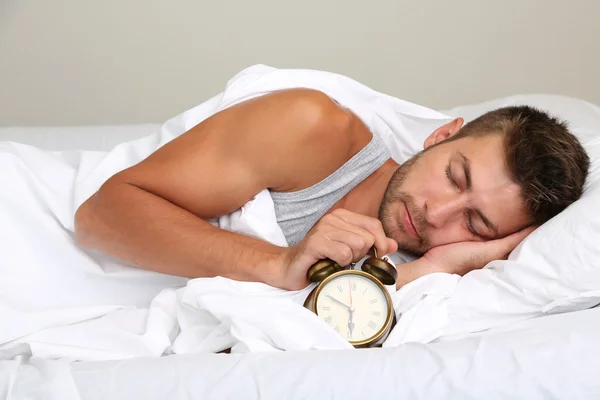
[{"left": 429, "top": 94, "right": 600, "bottom": 338}]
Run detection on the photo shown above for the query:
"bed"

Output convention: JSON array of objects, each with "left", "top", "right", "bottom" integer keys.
[
  {"left": 2, "top": 91, "right": 600, "bottom": 399},
  {"left": 1, "top": 305, "right": 597, "bottom": 400}
]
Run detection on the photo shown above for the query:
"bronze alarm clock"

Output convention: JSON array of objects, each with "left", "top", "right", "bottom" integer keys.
[{"left": 303, "top": 246, "right": 397, "bottom": 348}]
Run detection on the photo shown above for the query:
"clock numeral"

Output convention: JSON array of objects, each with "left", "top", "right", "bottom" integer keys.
[
  {"left": 372, "top": 311, "right": 381, "bottom": 316},
  {"left": 334, "top": 326, "right": 340, "bottom": 333},
  {"left": 352, "top": 283, "right": 357, "bottom": 291},
  {"left": 337, "top": 285, "right": 343, "bottom": 292},
  {"left": 362, "top": 288, "right": 368, "bottom": 295},
  {"left": 369, "top": 299, "right": 378, "bottom": 304},
  {"left": 368, "top": 320, "right": 377, "bottom": 329},
  {"left": 361, "top": 330, "right": 366, "bottom": 338},
  {"left": 324, "top": 316, "right": 332, "bottom": 324},
  {"left": 322, "top": 306, "right": 331, "bottom": 311}
]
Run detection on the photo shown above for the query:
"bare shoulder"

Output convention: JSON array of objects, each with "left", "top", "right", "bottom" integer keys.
[{"left": 229, "top": 88, "right": 373, "bottom": 192}]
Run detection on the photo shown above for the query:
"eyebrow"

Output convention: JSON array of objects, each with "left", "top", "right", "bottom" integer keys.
[{"left": 457, "top": 151, "right": 500, "bottom": 237}]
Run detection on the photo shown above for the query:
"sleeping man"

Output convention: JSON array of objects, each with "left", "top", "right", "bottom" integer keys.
[{"left": 73, "top": 89, "right": 590, "bottom": 291}]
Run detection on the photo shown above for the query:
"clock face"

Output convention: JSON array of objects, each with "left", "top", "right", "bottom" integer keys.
[{"left": 315, "top": 272, "right": 389, "bottom": 343}]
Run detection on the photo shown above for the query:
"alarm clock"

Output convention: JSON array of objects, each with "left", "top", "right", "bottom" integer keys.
[{"left": 303, "top": 246, "right": 397, "bottom": 348}]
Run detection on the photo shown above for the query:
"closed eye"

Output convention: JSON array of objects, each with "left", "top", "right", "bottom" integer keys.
[
  {"left": 466, "top": 211, "right": 485, "bottom": 239},
  {"left": 448, "top": 163, "right": 490, "bottom": 239},
  {"left": 446, "top": 165, "right": 459, "bottom": 189}
]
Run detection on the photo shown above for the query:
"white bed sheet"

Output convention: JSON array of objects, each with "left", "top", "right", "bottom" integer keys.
[
  {"left": 2, "top": 94, "right": 600, "bottom": 399},
  {"left": 70, "top": 306, "right": 600, "bottom": 400},
  {"left": 3, "top": 306, "right": 598, "bottom": 400}
]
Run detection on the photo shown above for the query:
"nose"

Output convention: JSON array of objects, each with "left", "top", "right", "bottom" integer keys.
[{"left": 424, "top": 194, "right": 466, "bottom": 229}]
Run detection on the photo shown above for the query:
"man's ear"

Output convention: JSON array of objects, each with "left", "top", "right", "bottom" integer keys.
[{"left": 424, "top": 118, "right": 464, "bottom": 149}]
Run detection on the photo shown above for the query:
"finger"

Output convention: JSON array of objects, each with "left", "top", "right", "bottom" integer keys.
[
  {"left": 485, "top": 225, "right": 536, "bottom": 259},
  {"left": 319, "top": 212, "right": 377, "bottom": 253},
  {"left": 387, "top": 238, "right": 399, "bottom": 255},
  {"left": 504, "top": 225, "right": 537, "bottom": 246},
  {"left": 330, "top": 216, "right": 398, "bottom": 257},
  {"left": 328, "top": 209, "right": 391, "bottom": 256},
  {"left": 325, "top": 229, "right": 372, "bottom": 262},
  {"left": 304, "top": 233, "right": 357, "bottom": 267},
  {"left": 325, "top": 241, "right": 355, "bottom": 267}
]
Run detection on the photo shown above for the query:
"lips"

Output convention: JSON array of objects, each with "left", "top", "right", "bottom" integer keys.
[{"left": 403, "top": 203, "right": 420, "bottom": 240}]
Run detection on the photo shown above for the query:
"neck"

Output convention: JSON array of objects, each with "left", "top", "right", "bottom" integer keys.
[{"left": 331, "top": 158, "right": 399, "bottom": 218}]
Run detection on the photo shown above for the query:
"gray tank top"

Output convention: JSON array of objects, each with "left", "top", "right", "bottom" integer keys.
[{"left": 271, "top": 133, "right": 391, "bottom": 246}]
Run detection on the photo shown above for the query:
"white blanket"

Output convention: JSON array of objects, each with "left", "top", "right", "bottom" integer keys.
[{"left": 0, "top": 65, "right": 460, "bottom": 361}]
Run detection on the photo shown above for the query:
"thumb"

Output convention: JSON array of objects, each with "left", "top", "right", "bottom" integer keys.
[
  {"left": 386, "top": 238, "right": 399, "bottom": 255},
  {"left": 485, "top": 225, "right": 537, "bottom": 259}
]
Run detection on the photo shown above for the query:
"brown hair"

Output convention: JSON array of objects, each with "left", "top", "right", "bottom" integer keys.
[{"left": 449, "top": 106, "right": 590, "bottom": 224}]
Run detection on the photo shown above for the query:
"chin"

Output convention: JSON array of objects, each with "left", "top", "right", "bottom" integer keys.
[
  {"left": 396, "top": 241, "right": 426, "bottom": 258},
  {"left": 386, "top": 229, "right": 424, "bottom": 257}
]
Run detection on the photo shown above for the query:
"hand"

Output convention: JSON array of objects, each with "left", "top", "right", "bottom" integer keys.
[
  {"left": 347, "top": 311, "right": 355, "bottom": 339},
  {"left": 420, "top": 225, "right": 537, "bottom": 276},
  {"left": 325, "top": 294, "right": 351, "bottom": 310},
  {"left": 347, "top": 278, "right": 354, "bottom": 338},
  {"left": 325, "top": 294, "right": 355, "bottom": 339},
  {"left": 277, "top": 209, "right": 398, "bottom": 290}
]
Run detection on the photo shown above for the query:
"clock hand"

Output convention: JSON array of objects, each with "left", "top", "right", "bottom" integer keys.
[
  {"left": 348, "top": 309, "right": 355, "bottom": 338},
  {"left": 347, "top": 278, "right": 355, "bottom": 339},
  {"left": 325, "top": 294, "right": 351, "bottom": 310},
  {"left": 348, "top": 278, "right": 353, "bottom": 308}
]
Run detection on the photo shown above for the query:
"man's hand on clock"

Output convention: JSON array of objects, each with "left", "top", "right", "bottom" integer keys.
[{"left": 278, "top": 209, "right": 397, "bottom": 290}]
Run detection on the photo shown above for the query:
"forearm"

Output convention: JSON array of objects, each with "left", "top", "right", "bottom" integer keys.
[
  {"left": 394, "top": 257, "right": 439, "bottom": 290},
  {"left": 74, "top": 180, "right": 286, "bottom": 286}
]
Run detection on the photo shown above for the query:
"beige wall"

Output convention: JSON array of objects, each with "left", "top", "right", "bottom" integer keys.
[{"left": 1, "top": 0, "right": 599, "bottom": 127}]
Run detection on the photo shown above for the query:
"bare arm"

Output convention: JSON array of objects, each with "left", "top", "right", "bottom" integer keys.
[
  {"left": 74, "top": 89, "right": 366, "bottom": 289},
  {"left": 394, "top": 225, "right": 537, "bottom": 290}
]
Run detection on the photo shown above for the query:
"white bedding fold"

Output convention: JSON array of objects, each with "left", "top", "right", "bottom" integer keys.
[{"left": 4, "top": 307, "right": 600, "bottom": 400}]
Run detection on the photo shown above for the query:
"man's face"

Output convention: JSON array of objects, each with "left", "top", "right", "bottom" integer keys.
[{"left": 379, "top": 133, "right": 532, "bottom": 256}]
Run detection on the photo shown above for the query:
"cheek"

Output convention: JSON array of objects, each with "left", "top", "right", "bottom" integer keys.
[
  {"left": 401, "top": 161, "right": 444, "bottom": 198},
  {"left": 427, "top": 225, "right": 472, "bottom": 246},
  {"left": 497, "top": 209, "right": 530, "bottom": 234}
]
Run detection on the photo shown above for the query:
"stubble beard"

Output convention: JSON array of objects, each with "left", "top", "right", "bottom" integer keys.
[{"left": 378, "top": 153, "right": 431, "bottom": 257}]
